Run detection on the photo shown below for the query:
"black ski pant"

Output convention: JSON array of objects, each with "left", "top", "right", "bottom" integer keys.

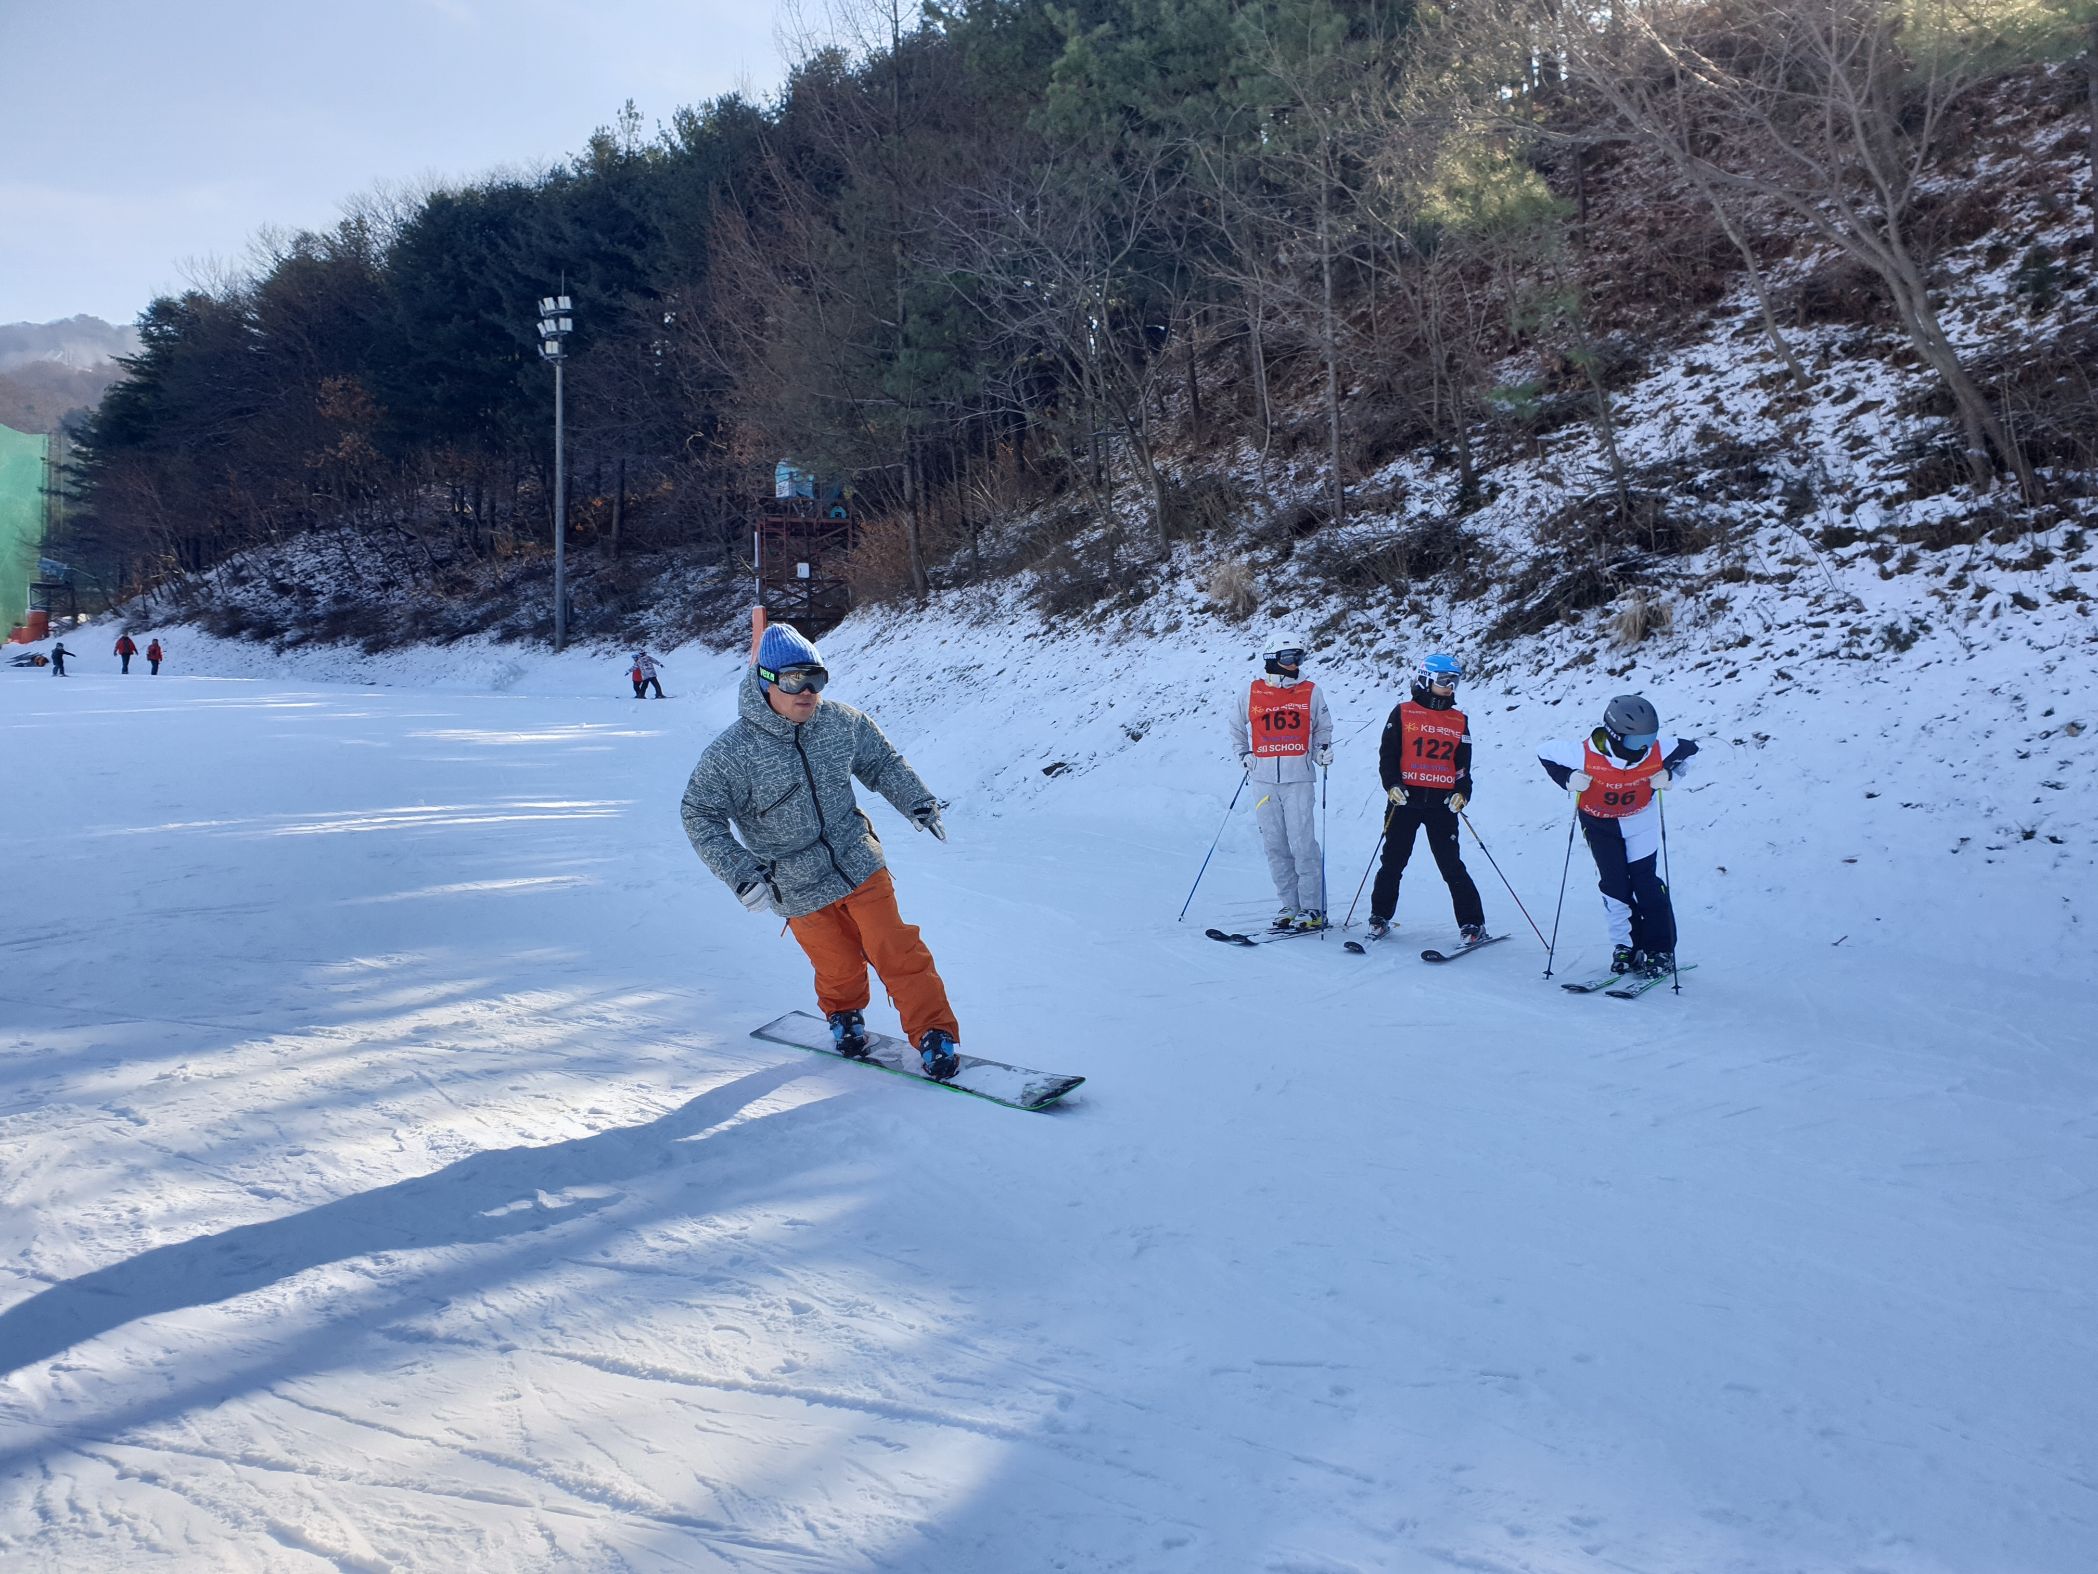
[
  {"left": 1371, "top": 792, "right": 1483, "bottom": 927},
  {"left": 119, "top": 654, "right": 131, "bottom": 672},
  {"left": 1582, "top": 815, "right": 1676, "bottom": 953},
  {"left": 149, "top": 660, "right": 160, "bottom": 674}
]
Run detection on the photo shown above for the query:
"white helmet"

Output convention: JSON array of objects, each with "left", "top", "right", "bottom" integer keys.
[{"left": 1260, "top": 633, "right": 1309, "bottom": 664}]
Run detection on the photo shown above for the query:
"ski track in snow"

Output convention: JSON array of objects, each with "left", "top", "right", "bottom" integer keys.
[{"left": 1, "top": 605, "right": 2093, "bottom": 1572}]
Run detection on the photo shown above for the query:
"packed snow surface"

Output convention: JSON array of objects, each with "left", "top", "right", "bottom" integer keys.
[{"left": 2, "top": 613, "right": 2093, "bottom": 1572}]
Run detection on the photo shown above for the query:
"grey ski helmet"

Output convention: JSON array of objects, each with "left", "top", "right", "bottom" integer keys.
[{"left": 1603, "top": 693, "right": 1660, "bottom": 750}]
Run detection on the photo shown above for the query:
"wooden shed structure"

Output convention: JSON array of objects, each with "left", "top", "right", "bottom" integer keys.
[{"left": 753, "top": 495, "right": 857, "bottom": 639}]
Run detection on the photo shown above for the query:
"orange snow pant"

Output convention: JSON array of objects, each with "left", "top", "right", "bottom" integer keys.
[{"left": 786, "top": 867, "right": 959, "bottom": 1046}]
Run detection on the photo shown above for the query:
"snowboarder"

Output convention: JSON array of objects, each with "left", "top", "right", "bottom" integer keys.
[
  {"left": 147, "top": 638, "right": 164, "bottom": 674},
  {"left": 1368, "top": 654, "right": 1487, "bottom": 945},
  {"left": 630, "top": 650, "right": 665, "bottom": 699},
  {"left": 49, "top": 641, "right": 71, "bottom": 677},
  {"left": 114, "top": 634, "right": 137, "bottom": 673},
  {"left": 1538, "top": 694, "right": 1700, "bottom": 975},
  {"left": 1229, "top": 634, "right": 1333, "bottom": 930},
  {"left": 680, "top": 615, "right": 963, "bottom": 1080}
]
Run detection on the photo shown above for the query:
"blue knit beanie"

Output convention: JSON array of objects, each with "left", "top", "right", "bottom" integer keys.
[{"left": 755, "top": 623, "right": 824, "bottom": 687}]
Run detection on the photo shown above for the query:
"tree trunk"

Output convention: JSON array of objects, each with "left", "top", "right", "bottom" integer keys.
[
  {"left": 2088, "top": 18, "right": 2097, "bottom": 252},
  {"left": 611, "top": 457, "right": 625, "bottom": 560},
  {"left": 1184, "top": 307, "right": 1201, "bottom": 425},
  {"left": 1319, "top": 159, "right": 1346, "bottom": 532},
  {"left": 1880, "top": 241, "right": 2036, "bottom": 499},
  {"left": 1248, "top": 299, "right": 1273, "bottom": 479}
]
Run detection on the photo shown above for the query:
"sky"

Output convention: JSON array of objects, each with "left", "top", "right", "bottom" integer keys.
[{"left": 0, "top": 0, "right": 799, "bottom": 329}]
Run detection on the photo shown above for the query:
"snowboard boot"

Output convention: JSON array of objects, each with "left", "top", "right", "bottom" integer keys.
[
  {"left": 1293, "top": 909, "right": 1327, "bottom": 932},
  {"left": 1640, "top": 950, "right": 1676, "bottom": 978},
  {"left": 1366, "top": 917, "right": 1392, "bottom": 941},
  {"left": 1459, "top": 921, "right": 1488, "bottom": 946},
  {"left": 917, "top": 1029, "right": 961, "bottom": 1082},
  {"left": 1611, "top": 944, "right": 1638, "bottom": 975},
  {"left": 827, "top": 1009, "right": 870, "bottom": 1059}
]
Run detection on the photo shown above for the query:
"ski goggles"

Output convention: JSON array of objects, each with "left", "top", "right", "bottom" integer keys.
[
  {"left": 760, "top": 663, "right": 829, "bottom": 695},
  {"left": 1617, "top": 730, "right": 1658, "bottom": 752}
]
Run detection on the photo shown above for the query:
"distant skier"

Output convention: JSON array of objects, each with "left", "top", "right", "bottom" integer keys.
[
  {"left": 1538, "top": 694, "right": 1699, "bottom": 975},
  {"left": 630, "top": 650, "right": 665, "bottom": 699},
  {"left": 1230, "top": 633, "right": 1333, "bottom": 930},
  {"left": 114, "top": 634, "right": 137, "bottom": 673},
  {"left": 147, "top": 638, "right": 164, "bottom": 674},
  {"left": 50, "top": 641, "right": 71, "bottom": 677},
  {"left": 1368, "top": 653, "right": 1487, "bottom": 945},
  {"left": 680, "top": 614, "right": 963, "bottom": 1081}
]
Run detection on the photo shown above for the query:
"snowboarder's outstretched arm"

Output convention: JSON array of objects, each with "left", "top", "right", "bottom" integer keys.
[
  {"left": 848, "top": 710, "right": 938, "bottom": 819},
  {"left": 1538, "top": 738, "right": 1586, "bottom": 790}
]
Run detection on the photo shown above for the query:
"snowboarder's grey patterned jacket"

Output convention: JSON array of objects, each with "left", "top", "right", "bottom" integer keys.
[{"left": 680, "top": 668, "right": 938, "bottom": 918}]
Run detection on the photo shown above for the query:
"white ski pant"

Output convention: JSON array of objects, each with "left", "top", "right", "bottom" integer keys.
[{"left": 1254, "top": 779, "right": 1323, "bottom": 913}]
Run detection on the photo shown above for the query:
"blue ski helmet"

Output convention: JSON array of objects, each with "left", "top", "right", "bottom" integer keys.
[{"left": 1412, "top": 652, "right": 1462, "bottom": 709}]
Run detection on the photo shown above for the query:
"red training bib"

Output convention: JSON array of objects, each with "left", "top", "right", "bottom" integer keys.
[
  {"left": 1579, "top": 739, "right": 1662, "bottom": 818},
  {"left": 1398, "top": 701, "right": 1467, "bottom": 789},
  {"left": 1248, "top": 680, "right": 1314, "bottom": 758}
]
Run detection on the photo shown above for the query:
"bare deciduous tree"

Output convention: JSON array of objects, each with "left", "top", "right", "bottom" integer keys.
[{"left": 1551, "top": 0, "right": 2052, "bottom": 497}]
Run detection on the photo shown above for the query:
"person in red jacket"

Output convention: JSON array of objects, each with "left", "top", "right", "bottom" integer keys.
[
  {"left": 146, "top": 638, "right": 164, "bottom": 674},
  {"left": 114, "top": 633, "right": 138, "bottom": 673}
]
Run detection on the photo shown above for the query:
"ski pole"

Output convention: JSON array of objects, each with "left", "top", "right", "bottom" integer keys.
[
  {"left": 1178, "top": 768, "right": 1250, "bottom": 921},
  {"left": 1459, "top": 810, "right": 1548, "bottom": 952},
  {"left": 1318, "top": 762, "right": 1330, "bottom": 940},
  {"left": 1341, "top": 795, "right": 1401, "bottom": 930},
  {"left": 1658, "top": 789, "right": 1682, "bottom": 995},
  {"left": 1543, "top": 803, "right": 1579, "bottom": 979}
]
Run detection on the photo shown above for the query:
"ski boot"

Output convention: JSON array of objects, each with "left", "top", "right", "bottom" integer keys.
[
  {"left": 1270, "top": 907, "right": 1299, "bottom": 932},
  {"left": 917, "top": 1029, "right": 961, "bottom": 1082},
  {"left": 1366, "top": 917, "right": 1392, "bottom": 941},
  {"left": 827, "top": 1009, "right": 870, "bottom": 1059},
  {"left": 1459, "top": 921, "right": 1488, "bottom": 946},
  {"left": 1640, "top": 950, "right": 1676, "bottom": 978},
  {"left": 1611, "top": 944, "right": 1639, "bottom": 975},
  {"left": 1293, "top": 909, "right": 1327, "bottom": 932}
]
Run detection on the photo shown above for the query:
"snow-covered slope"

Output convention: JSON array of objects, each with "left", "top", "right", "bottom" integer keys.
[{"left": 3, "top": 567, "right": 2092, "bottom": 1569}]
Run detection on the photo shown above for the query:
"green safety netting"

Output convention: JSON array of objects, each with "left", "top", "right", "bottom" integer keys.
[{"left": 0, "top": 422, "right": 49, "bottom": 637}]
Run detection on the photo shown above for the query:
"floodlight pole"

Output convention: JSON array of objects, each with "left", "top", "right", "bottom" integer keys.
[{"left": 536, "top": 292, "right": 574, "bottom": 650}]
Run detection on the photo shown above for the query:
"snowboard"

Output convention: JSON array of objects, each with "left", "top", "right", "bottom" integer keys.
[{"left": 751, "top": 1010, "right": 1085, "bottom": 1111}]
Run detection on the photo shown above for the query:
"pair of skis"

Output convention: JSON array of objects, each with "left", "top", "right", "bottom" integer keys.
[
  {"left": 1559, "top": 963, "right": 1697, "bottom": 999},
  {"left": 1205, "top": 921, "right": 1507, "bottom": 964},
  {"left": 1343, "top": 928, "right": 1507, "bottom": 964},
  {"left": 1207, "top": 920, "right": 1691, "bottom": 998},
  {"left": 1203, "top": 923, "right": 1328, "bottom": 947}
]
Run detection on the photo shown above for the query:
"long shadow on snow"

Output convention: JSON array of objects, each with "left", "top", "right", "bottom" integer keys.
[{"left": 0, "top": 1061, "right": 815, "bottom": 1381}]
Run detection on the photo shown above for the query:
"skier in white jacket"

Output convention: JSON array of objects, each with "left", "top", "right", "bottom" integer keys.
[{"left": 1228, "top": 634, "right": 1334, "bottom": 930}]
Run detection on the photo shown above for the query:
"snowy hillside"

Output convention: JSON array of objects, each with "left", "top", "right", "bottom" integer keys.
[{"left": 3, "top": 553, "right": 2092, "bottom": 1570}]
